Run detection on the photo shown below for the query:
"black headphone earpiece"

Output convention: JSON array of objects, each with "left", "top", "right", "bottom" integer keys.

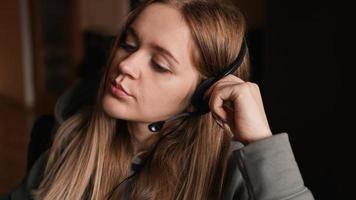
[
  {"left": 191, "top": 76, "right": 219, "bottom": 115},
  {"left": 190, "top": 39, "right": 248, "bottom": 115}
]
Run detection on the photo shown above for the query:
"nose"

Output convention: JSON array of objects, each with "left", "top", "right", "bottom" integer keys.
[{"left": 116, "top": 52, "right": 143, "bottom": 80}]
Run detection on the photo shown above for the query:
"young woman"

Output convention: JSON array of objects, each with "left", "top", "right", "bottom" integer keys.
[{"left": 4, "top": 0, "right": 314, "bottom": 199}]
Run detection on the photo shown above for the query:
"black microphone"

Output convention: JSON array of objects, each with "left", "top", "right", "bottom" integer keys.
[{"left": 148, "top": 111, "right": 198, "bottom": 132}]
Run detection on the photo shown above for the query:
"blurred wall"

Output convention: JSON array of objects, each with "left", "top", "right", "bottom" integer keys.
[
  {"left": 264, "top": 0, "right": 356, "bottom": 199},
  {"left": 233, "top": 0, "right": 265, "bottom": 29},
  {"left": 0, "top": 0, "right": 24, "bottom": 105},
  {"left": 80, "top": 0, "right": 129, "bottom": 34}
]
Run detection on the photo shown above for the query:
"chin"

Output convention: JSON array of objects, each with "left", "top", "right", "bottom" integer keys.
[{"left": 102, "top": 94, "right": 131, "bottom": 120}]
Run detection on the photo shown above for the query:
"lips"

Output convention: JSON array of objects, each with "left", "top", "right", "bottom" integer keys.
[{"left": 110, "top": 80, "right": 133, "bottom": 97}]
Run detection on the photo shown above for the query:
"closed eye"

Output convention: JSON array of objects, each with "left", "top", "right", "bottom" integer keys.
[{"left": 151, "top": 60, "right": 170, "bottom": 73}]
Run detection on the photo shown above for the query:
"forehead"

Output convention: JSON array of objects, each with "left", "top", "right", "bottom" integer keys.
[
  {"left": 132, "top": 3, "right": 188, "bottom": 40},
  {"left": 130, "top": 3, "right": 195, "bottom": 69}
]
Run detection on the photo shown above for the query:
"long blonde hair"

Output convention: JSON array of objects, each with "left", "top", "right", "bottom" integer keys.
[{"left": 33, "top": 0, "right": 250, "bottom": 199}]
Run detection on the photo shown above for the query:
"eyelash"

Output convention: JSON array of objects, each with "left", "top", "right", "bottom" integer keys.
[
  {"left": 118, "top": 41, "right": 170, "bottom": 73},
  {"left": 151, "top": 60, "right": 169, "bottom": 73}
]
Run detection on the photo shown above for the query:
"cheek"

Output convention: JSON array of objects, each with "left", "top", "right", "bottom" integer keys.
[{"left": 140, "top": 83, "right": 192, "bottom": 114}]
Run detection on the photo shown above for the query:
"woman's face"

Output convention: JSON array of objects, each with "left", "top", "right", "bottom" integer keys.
[{"left": 102, "top": 3, "right": 200, "bottom": 123}]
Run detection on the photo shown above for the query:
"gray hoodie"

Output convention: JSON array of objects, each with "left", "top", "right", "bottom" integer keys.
[{"left": 1, "top": 133, "right": 314, "bottom": 200}]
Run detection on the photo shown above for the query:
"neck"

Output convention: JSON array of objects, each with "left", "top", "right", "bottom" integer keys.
[{"left": 126, "top": 121, "right": 158, "bottom": 155}]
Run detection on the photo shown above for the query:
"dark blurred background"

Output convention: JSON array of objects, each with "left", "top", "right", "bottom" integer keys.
[{"left": 0, "top": 0, "right": 355, "bottom": 199}]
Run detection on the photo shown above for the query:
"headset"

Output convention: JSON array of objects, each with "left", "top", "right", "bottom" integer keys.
[
  {"left": 148, "top": 39, "right": 247, "bottom": 132},
  {"left": 106, "top": 39, "right": 248, "bottom": 198}
]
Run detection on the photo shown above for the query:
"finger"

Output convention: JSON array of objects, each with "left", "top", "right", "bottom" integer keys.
[
  {"left": 203, "top": 75, "right": 245, "bottom": 99},
  {"left": 208, "top": 83, "right": 242, "bottom": 121},
  {"left": 221, "top": 74, "right": 246, "bottom": 83},
  {"left": 203, "top": 79, "right": 233, "bottom": 99}
]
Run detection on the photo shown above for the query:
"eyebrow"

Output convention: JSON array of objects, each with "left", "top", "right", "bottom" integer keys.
[{"left": 126, "top": 27, "right": 180, "bottom": 65}]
